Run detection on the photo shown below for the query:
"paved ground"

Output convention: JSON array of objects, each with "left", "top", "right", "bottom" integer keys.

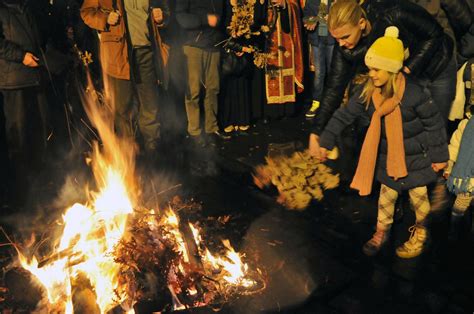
[
  {"left": 1, "top": 112, "right": 473, "bottom": 314},
  {"left": 178, "top": 115, "right": 474, "bottom": 314}
]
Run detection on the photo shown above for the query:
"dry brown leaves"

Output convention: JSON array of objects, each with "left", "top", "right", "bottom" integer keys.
[{"left": 253, "top": 150, "right": 339, "bottom": 210}]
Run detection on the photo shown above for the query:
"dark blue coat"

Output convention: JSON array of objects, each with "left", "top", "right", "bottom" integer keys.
[{"left": 320, "top": 77, "right": 449, "bottom": 192}]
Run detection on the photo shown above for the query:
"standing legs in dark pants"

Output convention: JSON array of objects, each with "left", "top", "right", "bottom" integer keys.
[
  {"left": 422, "top": 57, "right": 457, "bottom": 213},
  {"left": 107, "top": 47, "right": 161, "bottom": 153},
  {"left": 2, "top": 87, "right": 50, "bottom": 205},
  {"left": 426, "top": 57, "right": 457, "bottom": 126}
]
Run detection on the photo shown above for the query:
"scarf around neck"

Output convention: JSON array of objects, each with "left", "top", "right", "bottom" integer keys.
[{"left": 350, "top": 73, "right": 408, "bottom": 196}]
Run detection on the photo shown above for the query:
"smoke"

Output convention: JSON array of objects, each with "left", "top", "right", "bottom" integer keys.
[{"left": 51, "top": 173, "right": 89, "bottom": 211}]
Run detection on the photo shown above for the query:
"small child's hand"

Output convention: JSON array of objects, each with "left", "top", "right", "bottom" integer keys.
[
  {"left": 308, "top": 134, "right": 321, "bottom": 159},
  {"left": 319, "top": 147, "right": 328, "bottom": 162},
  {"left": 431, "top": 162, "right": 447, "bottom": 172},
  {"left": 443, "top": 172, "right": 450, "bottom": 179}
]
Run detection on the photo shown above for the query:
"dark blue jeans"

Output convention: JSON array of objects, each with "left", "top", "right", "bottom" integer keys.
[{"left": 311, "top": 43, "right": 334, "bottom": 101}]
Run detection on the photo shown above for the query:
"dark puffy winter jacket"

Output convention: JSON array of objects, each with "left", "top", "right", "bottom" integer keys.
[
  {"left": 441, "top": 0, "right": 473, "bottom": 40},
  {"left": 311, "top": 0, "right": 453, "bottom": 135},
  {"left": 319, "top": 76, "right": 449, "bottom": 192},
  {"left": 0, "top": 1, "right": 47, "bottom": 89},
  {"left": 175, "top": 0, "right": 224, "bottom": 50}
]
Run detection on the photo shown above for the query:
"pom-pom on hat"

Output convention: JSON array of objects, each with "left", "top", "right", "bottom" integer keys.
[{"left": 365, "top": 26, "right": 405, "bottom": 73}]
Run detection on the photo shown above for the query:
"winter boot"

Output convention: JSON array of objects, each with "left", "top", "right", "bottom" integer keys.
[
  {"left": 396, "top": 224, "right": 428, "bottom": 258},
  {"left": 363, "top": 223, "right": 390, "bottom": 256}
]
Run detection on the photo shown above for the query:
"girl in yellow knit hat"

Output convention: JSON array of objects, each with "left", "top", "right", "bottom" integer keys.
[{"left": 318, "top": 26, "right": 449, "bottom": 258}]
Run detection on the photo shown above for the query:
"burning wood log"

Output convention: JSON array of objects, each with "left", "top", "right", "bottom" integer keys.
[
  {"left": 37, "top": 235, "right": 81, "bottom": 268},
  {"left": 178, "top": 218, "right": 203, "bottom": 271},
  {"left": 37, "top": 248, "right": 81, "bottom": 268}
]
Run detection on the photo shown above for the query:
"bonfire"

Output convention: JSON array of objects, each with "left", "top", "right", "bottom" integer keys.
[{"left": 1, "top": 57, "right": 265, "bottom": 313}]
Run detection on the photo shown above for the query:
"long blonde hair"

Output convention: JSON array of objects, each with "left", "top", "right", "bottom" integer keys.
[
  {"left": 360, "top": 72, "right": 399, "bottom": 107},
  {"left": 328, "top": 0, "right": 367, "bottom": 31}
]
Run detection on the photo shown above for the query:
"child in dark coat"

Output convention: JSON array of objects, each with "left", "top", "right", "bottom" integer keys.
[{"left": 319, "top": 26, "right": 449, "bottom": 258}]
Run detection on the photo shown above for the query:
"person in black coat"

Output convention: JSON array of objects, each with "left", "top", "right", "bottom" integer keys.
[
  {"left": 308, "top": 0, "right": 455, "bottom": 157},
  {"left": 0, "top": 0, "right": 52, "bottom": 205},
  {"left": 219, "top": 0, "right": 267, "bottom": 135},
  {"left": 410, "top": 0, "right": 473, "bottom": 64}
]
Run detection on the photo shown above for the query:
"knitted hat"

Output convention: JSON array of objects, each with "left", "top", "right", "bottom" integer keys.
[{"left": 365, "top": 26, "right": 405, "bottom": 73}]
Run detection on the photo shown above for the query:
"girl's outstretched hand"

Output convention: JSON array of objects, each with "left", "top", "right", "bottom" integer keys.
[
  {"left": 319, "top": 147, "right": 328, "bottom": 162},
  {"left": 308, "top": 133, "right": 321, "bottom": 159}
]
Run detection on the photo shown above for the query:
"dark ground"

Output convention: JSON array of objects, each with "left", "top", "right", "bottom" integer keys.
[
  {"left": 0, "top": 108, "right": 473, "bottom": 314},
  {"left": 177, "top": 116, "right": 474, "bottom": 314}
]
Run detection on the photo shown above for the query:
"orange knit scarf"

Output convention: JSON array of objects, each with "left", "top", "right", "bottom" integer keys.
[{"left": 350, "top": 73, "right": 408, "bottom": 196}]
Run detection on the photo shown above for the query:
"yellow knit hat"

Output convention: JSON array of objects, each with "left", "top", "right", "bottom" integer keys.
[{"left": 365, "top": 26, "right": 405, "bottom": 73}]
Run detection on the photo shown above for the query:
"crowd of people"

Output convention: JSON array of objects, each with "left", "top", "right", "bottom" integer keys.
[{"left": 0, "top": 0, "right": 473, "bottom": 258}]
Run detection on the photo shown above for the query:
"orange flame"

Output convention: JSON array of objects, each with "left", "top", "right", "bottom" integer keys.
[
  {"left": 188, "top": 224, "right": 256, "bottom": 288},
  {"left": 18, "top": 70, "right": 257, "bottom": 313},
  {"left": 19, "top": 72, "right": 137, "bottom": 313},
  {"left": 20, "top": 166, "right": 134, "bottom": 313}
]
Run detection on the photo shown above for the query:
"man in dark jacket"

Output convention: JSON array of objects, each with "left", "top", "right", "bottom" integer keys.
[
  {"left": 0, "top": 0, "right": 52, "bottom": 204},
  {"left": 81, "top": 0, "right": 170, "bottom": 156},
  {"left": 175, "top": 0, "right": 229, "bottom": 145}
]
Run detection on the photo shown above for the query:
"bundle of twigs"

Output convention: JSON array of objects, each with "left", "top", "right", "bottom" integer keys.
[{"left": 254, "top": 150, "right": 340, "bottom": 210}]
